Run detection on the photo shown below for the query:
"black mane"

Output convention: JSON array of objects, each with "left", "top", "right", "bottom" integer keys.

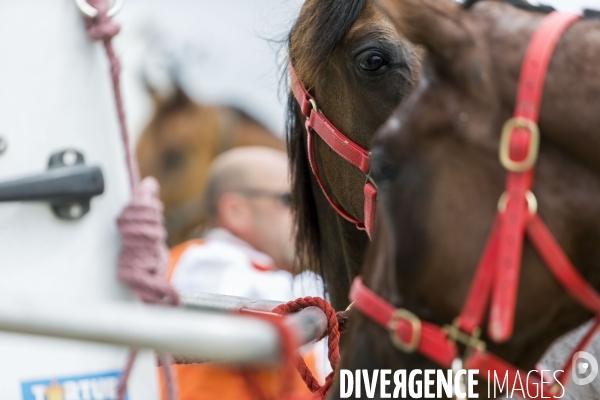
[
  {"left": 462, "top": 0, "right": 555, "bottom": 13},
  {"left": 584, "top": 9, "right": 600, "bottom": 19},
  {"left": 462, "top": 1, "right": 600, "bottom": 20},
  {"left": 286, "top": 0, "right": 366, "bottom": 279}
]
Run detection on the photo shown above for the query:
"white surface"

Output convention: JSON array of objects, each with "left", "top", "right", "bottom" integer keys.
[
  {"left": 0, "top": 1, "right": 157, "bottom": 398},
  {"left": 116, "top": 0, "right": 304, "bottom": 140},
  {"left": 115, "top": 0, "right": 599, "bottom": 142}
]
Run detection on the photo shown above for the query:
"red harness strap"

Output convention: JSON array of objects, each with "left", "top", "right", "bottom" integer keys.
[
  {"left": 487, "top": 11, "right": 583, "bottom": 342},
  {"left": 290, "top": 65, "right": 377, "bottom": 239},
  {"left": 350, "top": 277, "right": 557, "bottom": 397},
  {"left": 350, "top": 11, "right": 600, "bottom": 396}
]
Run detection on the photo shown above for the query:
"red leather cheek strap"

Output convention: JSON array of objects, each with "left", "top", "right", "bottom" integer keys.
[
  {"left": 488, "top": 11, "right": 581, "bottom": 342},
  {"left": 306, "top": 120, "right": 364, "bottom": 229},
  {"left": 290, "top": 64, "right": 376, "bottom": 238},
  {"left": 490, "top": 171, "right": 533, "bottom": 342},
  {"left": 309, "top": 112, "right": 370, "bottom": 173},
  {"left": 363, "top": 184, "right": 377, "bottom": 239},
  {"left": 290, "top": 68, "right": 314, "bottom": 118}
]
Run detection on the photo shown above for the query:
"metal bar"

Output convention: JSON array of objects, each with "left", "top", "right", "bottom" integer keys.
[
  {"left": 180, "top": 291, "right": 328, "bottom": 345},
  {"left": 0, "top": 294, "right": 280, "bottom": 365},
  {"left": 0, "top": 292, "right": 328, "bottom": 365},
  {"left": 286, "top": 306, "right": 328, "bottom": 345},
  {"left": 180, "top": 291, "right": 283, "bottom": 313}
]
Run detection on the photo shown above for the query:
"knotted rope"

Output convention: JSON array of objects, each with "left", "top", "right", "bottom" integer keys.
[
  {"left": 81, "top": 1, "right": 179, "bottom": 399},
  {"left": 335, "top": 309, "right": 349, "bottom": 334},
  {"left": 116, "top": 178, "right": 179, "bottom": 305},
  {"left": 273, "top": 297, "right": 341, "bottom": 399},
  {"left": 242, "top": 297, "right": 341, "bottom": 400}
]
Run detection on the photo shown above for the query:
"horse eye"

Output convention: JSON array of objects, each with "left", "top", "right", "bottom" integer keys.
[
  {"left": 359, "top": 52, "right": 388, "bottom": 72},
  {"left": 162, "top": 148, "right": 185, "bottom": 172}
]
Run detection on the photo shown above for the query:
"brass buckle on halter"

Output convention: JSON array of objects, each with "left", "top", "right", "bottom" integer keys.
[
  {"left": 443, "top": 319, "right": 486, "bottom": 357},
  {"left": 499, "top": 117, "right": 540, "bottom": 172},
  {"left": 497, "top": 190, "right": 538, "bottom": 215},
  {"left": 388, "top": 309, "right": 422, "bottom": 353}
]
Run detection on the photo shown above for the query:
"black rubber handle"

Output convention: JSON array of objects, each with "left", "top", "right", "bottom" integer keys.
[{"left": 0, "top": 165, "right": 104, "bottom": 203}]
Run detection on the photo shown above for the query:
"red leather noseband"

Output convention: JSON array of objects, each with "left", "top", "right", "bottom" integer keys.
[
  {"left": 351, "top": 11, "right": 600, "bottom": 396},
  {"left": 290, "top": 65, "right": 377, "bottom": 239}
]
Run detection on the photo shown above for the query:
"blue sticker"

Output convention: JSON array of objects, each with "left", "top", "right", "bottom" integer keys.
[{"left": 21, "top": 371, "right": 127, "bottom": 400}]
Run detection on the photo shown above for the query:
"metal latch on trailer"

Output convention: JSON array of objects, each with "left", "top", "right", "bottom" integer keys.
[{"left": 0, "top": 149, "right": 104, "bottom": 219}]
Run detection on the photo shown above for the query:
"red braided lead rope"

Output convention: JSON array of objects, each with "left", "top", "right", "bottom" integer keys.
[
  {"left": 273, "top": 297, "right": 341, "bottom": 399},
  {"left": 80, "top": 1, "right": 179, "bottom": 399},
  {"left": 242, "top": 297, "right": 341, "bottom": 400}
]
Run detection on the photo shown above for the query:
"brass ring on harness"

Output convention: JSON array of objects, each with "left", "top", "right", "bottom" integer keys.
[
  {"left": 388, "top": 308, "right": 422, "bottom": 353},
  {"left": 305, "top": 99, "right": 319, "bottom": 121},
  {"left": 499, "top": 117, "right": 540, "bottom": 172},
  {"left": 497, "top": 190, "right": 538, "bottom": 215}
]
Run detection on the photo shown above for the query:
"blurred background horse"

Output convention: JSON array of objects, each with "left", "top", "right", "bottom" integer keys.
[{"left": 137, "top": 85, "right": 285, "bottom": 246}]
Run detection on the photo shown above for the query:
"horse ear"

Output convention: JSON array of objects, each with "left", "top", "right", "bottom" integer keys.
[
  {"left": 374, "top": 0, "right": 467, "bottom": 61},
  {"left": 145, "top": 79, "right": 194, "bottom": 109},
  {"left": 169, "top": 85, "right": 194, "bottom": 107}
]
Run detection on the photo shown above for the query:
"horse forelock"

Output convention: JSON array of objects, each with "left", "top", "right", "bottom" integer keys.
[
  {"left": 286, "top": 0, "right": 366, "bottom": 278},
  {"left": 289, "top": 0, "right": 366, "bottom": 90}
]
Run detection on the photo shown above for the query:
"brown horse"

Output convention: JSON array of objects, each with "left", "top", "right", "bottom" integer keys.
[
  {"left": 340, "top": 0, "right": 600, "bottom": 398},
  {"left": 137, "top": 86, "right": 285, "bottom": 246},
  {"left": 287, "top": 0, "right": 422, "bottom": 309}
]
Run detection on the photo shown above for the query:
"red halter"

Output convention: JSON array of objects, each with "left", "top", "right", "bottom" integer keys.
[
  {"left": 351, "top": 11, "right": 600, "bottom": 395},
  {"left": 290, "top": 66, "right": 377, "bottom": 239}
]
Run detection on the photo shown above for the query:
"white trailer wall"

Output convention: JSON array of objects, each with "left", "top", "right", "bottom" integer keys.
[{"left": 0, "top": 1, "right": 157, "bottom": 398}]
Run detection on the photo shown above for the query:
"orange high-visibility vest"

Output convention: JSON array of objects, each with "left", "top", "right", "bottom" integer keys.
[{"left": 159, "top": 240, "right": 316, "bottom": 400}]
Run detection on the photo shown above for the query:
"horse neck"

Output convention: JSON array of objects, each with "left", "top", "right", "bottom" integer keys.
[{"left": 311, "top": 174, "right": 369, "bottom": 310}]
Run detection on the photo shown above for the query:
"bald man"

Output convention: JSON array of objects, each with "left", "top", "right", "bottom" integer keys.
[
  {"left": 167, "top": 146, "right": 299, "bottom": 300},
  {"left": 203, "top": 146, "right": 295, "bottom": 272},
  {"left": 161, "top": 147, "right": 325, "bottom": 400}
]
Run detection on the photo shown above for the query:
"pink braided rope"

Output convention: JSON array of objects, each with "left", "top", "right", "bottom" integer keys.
[
  {"left": 82, "top": 1, "right": 179, "bottom": 399},
  {"left": 84, "top": 0, "right": 139, "bottom": 190},
  {"left": 116, "top": 177, "right": 179, "bottom": 305}
]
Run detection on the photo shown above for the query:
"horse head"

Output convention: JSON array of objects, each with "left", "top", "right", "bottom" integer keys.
[
  {"left": 342, "top": 0, "right": 600, "bottom": 397},
  {"left": 137, "top": 84, "right": 284, "bottom": 246},
  {"left": 287, "top": 0, "right": 422, "bottom": 308}
]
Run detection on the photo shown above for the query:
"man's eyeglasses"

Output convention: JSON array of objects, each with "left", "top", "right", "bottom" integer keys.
[{"left": 234, "top": 189, "right": 292, "bottom": 207}]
